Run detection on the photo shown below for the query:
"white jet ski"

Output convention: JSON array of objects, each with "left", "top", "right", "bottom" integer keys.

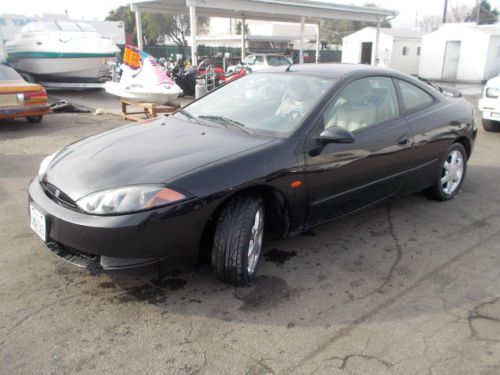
[{"left": 105, "top": 47, "right": 182, "bottom": 104}]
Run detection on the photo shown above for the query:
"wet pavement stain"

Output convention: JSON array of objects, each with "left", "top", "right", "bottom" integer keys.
[
  {"left": 108, "top": 276, "right": 188, "bottom": 305},
  {"left": 263, "top": 248, "right": 297, "bottom": 267},
  {"left": 234, "top": 275, "right": 296, "bottom": 312}
]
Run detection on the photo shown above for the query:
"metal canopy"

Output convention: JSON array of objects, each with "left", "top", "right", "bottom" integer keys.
[
  {"left": 131, "top": 0, "right": 397, "bottom": 65},
  {"left": 133, "top": 0, "right": 396, "bottom": 23}
]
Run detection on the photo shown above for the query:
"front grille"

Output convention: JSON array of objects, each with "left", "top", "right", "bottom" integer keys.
[{"left": 41, "top": 181, "right": 77, "bottom": 209}]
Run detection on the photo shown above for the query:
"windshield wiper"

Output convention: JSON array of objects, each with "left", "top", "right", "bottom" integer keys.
[
  {"left": 176, "top": 108, "right": 203, "bottom": 125},
  {"left": 198, "top": 115, "right": 252, "bottom": 134}
]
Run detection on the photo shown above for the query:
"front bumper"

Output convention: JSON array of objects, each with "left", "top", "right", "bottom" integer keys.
[
  {"left": 478, "top": 97, "right": 500, "bottom": 122},
  {"left": 28, "top": 178, "right": 210, "bottom": 271}
]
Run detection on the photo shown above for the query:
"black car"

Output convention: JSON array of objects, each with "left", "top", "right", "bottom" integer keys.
[{"left": 29, "top": 64, "right": 477, "bottom": 285}]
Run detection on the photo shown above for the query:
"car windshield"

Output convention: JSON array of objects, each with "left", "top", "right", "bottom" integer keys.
[
  {"left": 177, "top": 73, "right": 334, "bottom": 137},
  {"left": 0, "top": 65, "right": 23, "bottom": 81},
  {"left": 242, "top": 55, "right": 256, "bottom": 65}
]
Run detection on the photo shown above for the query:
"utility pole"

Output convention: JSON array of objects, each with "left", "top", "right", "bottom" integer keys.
[
  {"left": 476, "top": 0, "right": 481, "bottom": 24},
  {"left": 443, "top": 0, "right": 448, "bottom": 23}
]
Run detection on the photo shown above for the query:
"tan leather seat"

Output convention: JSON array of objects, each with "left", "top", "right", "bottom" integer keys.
[{"left": 328, "top": 80, "right": 376, "bottom": 132}]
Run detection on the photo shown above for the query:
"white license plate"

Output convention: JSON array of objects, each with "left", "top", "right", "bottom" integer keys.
[
  {"left": 491, "top": 112, "right": 500, "bottom": 119},
  {"left": 0, "top": 94, "right": 19, "bottom": 106},
  {"left": 30, "top": 204, "right": 46, "bottom": 242}
]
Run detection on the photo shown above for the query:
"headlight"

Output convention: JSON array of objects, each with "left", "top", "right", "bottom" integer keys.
[
  {"left": 76, "top": 185, "right": 186, "bottom": 215},
  {"left": 38, "top": 151, "right": 59, "bottom": 177},
  {"left": 486, "top": 87, "right": 500, "bottom": 98}
]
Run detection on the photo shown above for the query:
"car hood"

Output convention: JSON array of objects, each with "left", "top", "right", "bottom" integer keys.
[
  {"left": 486, "top": 75, "right": 500, "bottom": 89},
  {"left": 43, "top": 116, "right": 274, "bottom": 200}
]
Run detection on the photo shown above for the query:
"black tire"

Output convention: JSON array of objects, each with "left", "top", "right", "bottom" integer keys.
[
  {"left": 425, "top": 143, "right": 467, "bottom": 201},
  {"left": 27, "top": 116, "right": 43, "bottom": 123},
  {"left": 483, "top": 119, "right": 500, "bottom": 132},
  {"left": 212, "top": 195, "right": 264, "bottom": 286}
]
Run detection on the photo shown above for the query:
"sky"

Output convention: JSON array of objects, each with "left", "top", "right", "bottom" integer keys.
[{"left": 2, "top": 0, "right": 500, "bottom": 28}]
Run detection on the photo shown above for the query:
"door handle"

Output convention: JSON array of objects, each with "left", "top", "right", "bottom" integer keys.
[{"left": 397, "top": 135, "right": 410, "bottom": 146}]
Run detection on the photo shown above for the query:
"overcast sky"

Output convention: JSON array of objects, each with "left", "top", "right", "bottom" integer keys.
[{"left": 2, "top": 0, "right": 500, "bottom": 28}]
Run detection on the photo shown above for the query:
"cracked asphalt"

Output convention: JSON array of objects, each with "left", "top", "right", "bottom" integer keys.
[{"left": 1, "top": 94, "right": 500, "bottom": 374}]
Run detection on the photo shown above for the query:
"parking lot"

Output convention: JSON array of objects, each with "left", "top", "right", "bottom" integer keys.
[{"left": 1, "top": 92, "right": 500, "bottom": 374}]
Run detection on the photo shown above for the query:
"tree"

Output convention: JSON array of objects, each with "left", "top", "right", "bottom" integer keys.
[
  {"left": 419, "top": 15, "right": 441, "bottom": 32},
  {"left": 320, "top": 3, "right": 391, "bottom": 45},
  {"left": 105, "top": 6, "right": 209, "bottom": 46},
  {"left": 235, "top": 20, "right": 250, "bottom": 35},
  {"left": 106, "top": 5, "right": 135, "bottom": 34},
  {"left": 447, "top": 4, "right": 471, "bottom": 23},
  {"left": 465, "top": 0, "right": 499, "bottom": 24}
]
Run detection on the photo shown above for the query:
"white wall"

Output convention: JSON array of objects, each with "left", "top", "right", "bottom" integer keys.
[
  {"left": 419, "top": 25, "right": 491, "bottom": 82},
  {"left": 342, "top": 28, "right": 393, "bottom": 66},
  {"left": 484, "top": 36, "right": 500, "bottom": 80},
  {"left": 390, "top": 38, "right": 421, "bottom": 75},
  {"left": 207, "top": 18, "right": 315, "bottom": 40}
]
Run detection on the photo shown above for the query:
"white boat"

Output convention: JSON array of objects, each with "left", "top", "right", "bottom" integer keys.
[
  {"left": 104, "top": 47, "right": 183, "bottom": 104},
  {"left": 5, "top": 21, "right": 119, "bottom": 82}
]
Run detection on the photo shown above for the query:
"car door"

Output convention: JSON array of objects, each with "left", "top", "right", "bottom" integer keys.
[
  {"left": 305, "top": 76, "right": 413, "bottom": 226},
  {"left": 393, "top": 79, "right": 446, "bottom": 193}
]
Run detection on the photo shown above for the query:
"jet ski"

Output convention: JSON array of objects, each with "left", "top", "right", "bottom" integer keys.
[{"left": 105, "top": 45, "right": 183, "bottom": 104}]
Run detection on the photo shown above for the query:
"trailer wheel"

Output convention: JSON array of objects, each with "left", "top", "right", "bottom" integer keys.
[{"left": 27, "top": 116, "right": 43, "bottom": 123}]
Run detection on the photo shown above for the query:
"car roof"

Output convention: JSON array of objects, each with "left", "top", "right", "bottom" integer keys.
[{"left": 257, "top": 63, "right": 404, "bottom": 80}]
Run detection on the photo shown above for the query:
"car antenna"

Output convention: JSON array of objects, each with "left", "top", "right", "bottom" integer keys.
[{"left": 285, "top": 63, "right": 293, "bottom": 72}]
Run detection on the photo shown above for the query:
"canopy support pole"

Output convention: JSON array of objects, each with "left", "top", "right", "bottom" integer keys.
[
  {"left": 241, "top": 16, "right": 246, "bottom": 60},
  {"left": 374, "top": 18, "right": 381, "bottom": 65},
  {"left": 135, "top": 8, "right": 143, "bottom": 50},
  {"left": 190, "top": 6, "right": 197, "bottom": 65},
  {"left": 315, "top": 23, "right": 320, "bottom": 63},
  {"left": 299, "top": 16, "right": 305, "bottom": 64}
]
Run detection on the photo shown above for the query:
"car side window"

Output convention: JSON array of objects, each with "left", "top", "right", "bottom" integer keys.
[
  {"left": 396, "top": 80, "right": 434, "bottom": 112},
  {"left": 267, "top": 56, "right": 290, "bottom": 66},
  {"left": 322, "top": 76, "right": 399, "bottom": 133},
  {"left": 254, "top": 56, "right": 265, "bottom": 65}
]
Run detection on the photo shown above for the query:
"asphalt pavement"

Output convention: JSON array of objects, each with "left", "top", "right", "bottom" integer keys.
[{"left": 1, "top": 92, "right": 500, "bottom": 374}]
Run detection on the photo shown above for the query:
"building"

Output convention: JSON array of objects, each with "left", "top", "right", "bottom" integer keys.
[
  {"left": 342, "top": 27, "right": 426, "bottom": 75},
  {"left": 419, "top": 23, "right": 500, "bottom": 82},
  {"left": 190, "top": 18, "right": 318, "bottom": 50}
]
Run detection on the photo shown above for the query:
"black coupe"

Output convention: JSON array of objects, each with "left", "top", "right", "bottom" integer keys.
[{"left": 29, "top": 64, "right": 477, "bottom": 285}]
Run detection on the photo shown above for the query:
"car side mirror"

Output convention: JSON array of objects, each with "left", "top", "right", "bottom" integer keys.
[{"left": 317, "top": 126, "right": 355, "bottom": 144}]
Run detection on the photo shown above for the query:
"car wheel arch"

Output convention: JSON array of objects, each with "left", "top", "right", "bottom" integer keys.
[
  {"left": 196, "top": 185, "right": 291, "bottom": 265},
  {"left": 454, "top": 136, "right": 471, "bottom": 159}
]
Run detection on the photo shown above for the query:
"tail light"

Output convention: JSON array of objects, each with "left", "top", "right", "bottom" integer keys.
[{"left": 24, "top": 90, "right": 47, "bottom": 100}]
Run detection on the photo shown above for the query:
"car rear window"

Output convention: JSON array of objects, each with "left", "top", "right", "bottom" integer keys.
[
  {"left": 0, "top": 65, "right": 24, "bottom": 81},
  {"left": 397, "top": 80, "right": 434, "bottom": 111}
]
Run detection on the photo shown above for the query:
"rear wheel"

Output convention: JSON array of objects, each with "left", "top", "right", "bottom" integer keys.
[
  {"left": 425, "top": 143, "right": 467, "bottom": 201},
  {"left": 26, "top": 116, "right": 43, "bottom": 123},
  {"left": 483, "top": 119, "right": 500, "bottom": 132},
  {"left": 212, "top": 195, "right": 264, "bottom": 286}
]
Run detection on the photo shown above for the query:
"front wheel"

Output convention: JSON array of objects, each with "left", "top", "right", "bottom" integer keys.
[
  {"left": 483, "top": 119, "right": 500, "bottom": 132},
  {"left": 425, "top": 143, "right": 467, "bottom": 201},
  {"left": 212, "top": 195, "right": 264, "bottom": 286}
]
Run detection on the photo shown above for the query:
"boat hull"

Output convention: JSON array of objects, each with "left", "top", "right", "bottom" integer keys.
[
  {"left": 8, "top": 55, "right": 114, "bottom": 82},
  {"left": 104, "top": 82, "right": 182, "bottom": 105}
]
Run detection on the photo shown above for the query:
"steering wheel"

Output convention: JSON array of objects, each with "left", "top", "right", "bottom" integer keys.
[{"left": 280, "top": 110, "right": 303, "bottom": 121}]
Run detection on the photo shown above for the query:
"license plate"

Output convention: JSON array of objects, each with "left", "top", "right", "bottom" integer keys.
[
  {"left": 30, "top": 204, "right": 46, "bottom": 242},
  {"left": 0, "top": 94, "right": 19, "bottom": 106},
  {"left": 491, "top": 112, "right": 500, "bottom": 119}
]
